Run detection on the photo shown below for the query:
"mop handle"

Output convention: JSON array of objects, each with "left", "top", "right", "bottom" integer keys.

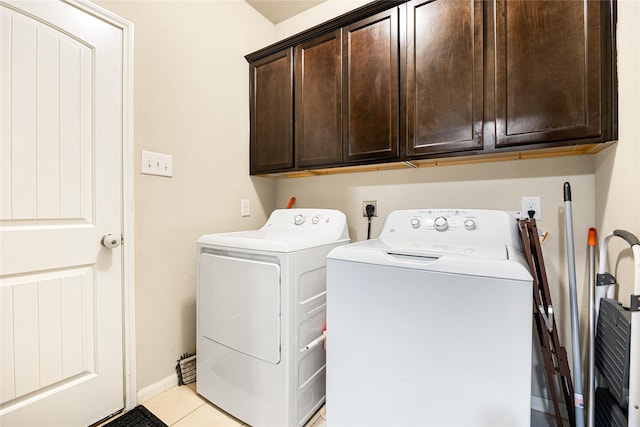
[
  {"left": 563, "top": 182, "right": 585, "bottom": 427},
  {"left": 587, "top": 228, "right": 597, "bottom": 427},
  {"left": 564, "top": 181, "right": 572, "bottom": 201}
]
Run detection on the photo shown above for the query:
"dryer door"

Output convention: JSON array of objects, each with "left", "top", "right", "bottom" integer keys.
[{"left": 199, "top": 253, "right": 281, "bottom": 364}]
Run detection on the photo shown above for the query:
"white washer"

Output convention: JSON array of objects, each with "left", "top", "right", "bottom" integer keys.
[
  {"left": 197, "top": 208, "right": 349, "bottom": 427},
  {"left": 326, "top": 209, "right": 533, "bottom": 426}
]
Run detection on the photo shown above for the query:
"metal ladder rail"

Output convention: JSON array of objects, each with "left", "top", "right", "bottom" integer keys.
[{"left": 519, "top": 219, "right": 576, "bottom": 427}]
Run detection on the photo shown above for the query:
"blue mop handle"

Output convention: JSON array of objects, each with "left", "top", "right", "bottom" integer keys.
[{"left": 564, "top": 182, "right": 585, "bottom": 427}]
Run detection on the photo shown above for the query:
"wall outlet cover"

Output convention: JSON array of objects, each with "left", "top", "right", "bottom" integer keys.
[
  {"left": 521, "top": 196, "right": 541, "bottom": 220},
  {"left": 362, "top": 201, "right": 378, "bottom": 217}
]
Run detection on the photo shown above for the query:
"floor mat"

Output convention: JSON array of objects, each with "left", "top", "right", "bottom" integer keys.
[{"left": 101, "top": 405, "right": 168, "bottom": 427}]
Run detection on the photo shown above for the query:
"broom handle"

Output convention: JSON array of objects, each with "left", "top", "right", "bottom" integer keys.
[
  {"left": 564, "top": 182, "right": 584, "bottom": 427},
  {"left": 587, "top": 228, "right": 596, "bottom": 427}
]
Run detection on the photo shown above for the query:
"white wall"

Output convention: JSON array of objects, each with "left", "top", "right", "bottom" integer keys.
[
  {"left": 595, "top": 0, "right": 640, "bottom": 305},
  {"left": 96, "top": 0, "right": 277, "bottom": 390},
  {"left": 275, "top": 0, "right": 370, "bottom": 39}
]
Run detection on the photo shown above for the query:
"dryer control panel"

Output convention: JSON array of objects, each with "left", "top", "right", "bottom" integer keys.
[
  {"left": 379, "top": 209, "right": 520, "bottom": 246},
  {"left": 198, "top": 208, "right": 350, "bottom": 252},
  {"left": 264, "top": 208, "right": 343, "bottom": 228},
  {"left": 261, "top": 208, "right": 350, "bottom": 240}
]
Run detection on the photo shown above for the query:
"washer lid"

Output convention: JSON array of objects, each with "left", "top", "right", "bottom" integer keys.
[
  {"left": 327, "top": 238, "right": 532, "bottom": 281},
  {"left": 197, "top": 208, "right": 350, "bottom": 252},
  {"left": 376, "top": 238, "right": 509, "bottom": 260}
]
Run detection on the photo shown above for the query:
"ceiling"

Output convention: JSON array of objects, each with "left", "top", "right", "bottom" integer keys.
[{"left": 246, "top": 0, "right": 327, "bottom": 24}]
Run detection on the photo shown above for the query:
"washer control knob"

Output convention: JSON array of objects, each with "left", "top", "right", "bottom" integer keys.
[
  {"left": 464, "top": 219, "right": 477, "bottom": 230},
  {"left": 294, "top": 214, "right": 305, "bottom": 225},
  {"left": 312, "top": 216, "right": 320, "bottom": 224},
  {"left": 433, "top": 216, "right": 449, "bottom": 231},
  {"left": 410, "top": 218, "right": 421, "bottom": 229}
]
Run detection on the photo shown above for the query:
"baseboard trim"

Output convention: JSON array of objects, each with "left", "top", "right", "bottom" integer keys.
[
  {"left": 137, "top": 374, "right": 178, "bottom": 403},
  {"left": 137, "top": 378, "right": 567, "bottom": 419}
]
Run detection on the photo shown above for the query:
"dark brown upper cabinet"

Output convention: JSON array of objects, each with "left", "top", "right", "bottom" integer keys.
[
  {"left": 295, "top": 30, "right": 343, "bottom": 168},
  {"left": 249, "top": 48, "right": 294, "bottom": 174},
  {"left": 406, "top": 0, "right": 484, "bottom": 157},
  {"left": 494, "top": 0, "right": 614, "bottom": 148},
  {"left": 245, "top": 0, "right": 616, "bottom": 175},
  {"left": 343, "top": 8, "right": 401, "bottom": 163}
]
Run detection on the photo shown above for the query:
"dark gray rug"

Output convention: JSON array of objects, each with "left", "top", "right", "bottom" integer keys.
[{"left": 101, "top": 406, "right": 167, "bottom": 427}]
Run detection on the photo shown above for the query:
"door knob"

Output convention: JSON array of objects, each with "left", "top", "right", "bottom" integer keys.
[{"left": 101, "top": 233, "right": 121, "bottom": 249}]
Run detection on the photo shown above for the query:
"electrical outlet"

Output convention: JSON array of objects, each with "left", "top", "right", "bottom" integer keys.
[
  {"left": 362, "top": 201, "right": 378, "bottom": 217},
  {"left": 521, "top": 196, "right": 541, "bottom": 220}
]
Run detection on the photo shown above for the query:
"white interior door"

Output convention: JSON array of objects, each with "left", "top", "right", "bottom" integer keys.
[{"left": 0, "top": 1, "right": 126, "bottom": 425}]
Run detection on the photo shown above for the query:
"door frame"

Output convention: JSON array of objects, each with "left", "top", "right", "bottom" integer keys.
[{"left": 63, "top": 0, "right": 136, "bottom": 412}]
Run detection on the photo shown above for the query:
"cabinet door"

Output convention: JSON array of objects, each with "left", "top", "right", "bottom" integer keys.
[
  {"left": 249, "top": 48, "right": 294, "bottom": 174},
  {"left": 295, "top": 30, "right": 342, "bottom": 168},
  {"left": 343, "top": 9, "right": 400, "bottom": 163},
  {"left": 406, "top": 0, "right": 483, "bottom": 156},
  {"left": 494, "top": 0, "right": 612, "bottom": 147}
]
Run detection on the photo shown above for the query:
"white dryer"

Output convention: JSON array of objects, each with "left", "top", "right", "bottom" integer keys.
[
  {"left": 197, "top": 208, "right": 349, "bottom": 427},
  {"left": 326, "top": 209, "right": 533, "bottom": 426}
]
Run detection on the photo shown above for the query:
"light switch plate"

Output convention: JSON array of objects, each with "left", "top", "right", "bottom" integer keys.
[
  {"left": 241, "top": 199, "right": 250, "bottom": 217},
  {"left": 141, "top": 150, "right": 173, "bottom": 177}
]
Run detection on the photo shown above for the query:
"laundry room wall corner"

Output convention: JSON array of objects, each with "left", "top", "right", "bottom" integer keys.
[
  {"left": 94, "top": 0, "right": 277, "bottom": 391},
  {"left": 594, "top": 0, "right": 640, "bottom": 306}
]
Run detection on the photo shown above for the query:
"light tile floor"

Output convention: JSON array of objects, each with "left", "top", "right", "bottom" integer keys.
[
  {"left": 122, "top": 383, "right": 557, "bottom": 427},
  {"left": 138, "top": 384, "right": 325, "bottom": 427}
]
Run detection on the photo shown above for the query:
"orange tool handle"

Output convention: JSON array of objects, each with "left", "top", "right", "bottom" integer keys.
[{"left": 588, "top": 227, "right": 597, "bottom": 247}]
